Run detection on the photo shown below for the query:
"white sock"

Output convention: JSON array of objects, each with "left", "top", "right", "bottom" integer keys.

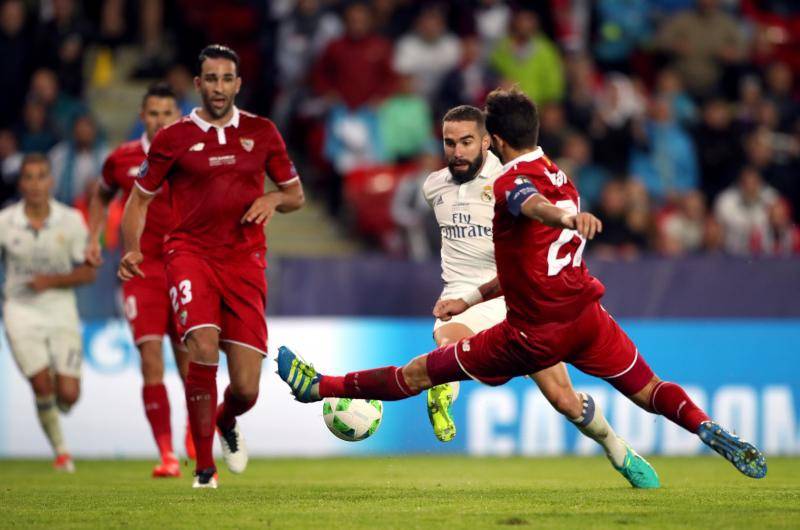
[
  {"left": 570, "top": 392, "right": 628, "bottom": 468},
  {"left": 36, "top": 396, "right": 67, "bottom": 456}
]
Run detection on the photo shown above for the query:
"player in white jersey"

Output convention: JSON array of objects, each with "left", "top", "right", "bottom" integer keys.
[
  {"left": 421, "top": 106, "right": 656, "bottom": 488},
  {"left": 0, "top": 154, "right": 95, "bottom": 472}
]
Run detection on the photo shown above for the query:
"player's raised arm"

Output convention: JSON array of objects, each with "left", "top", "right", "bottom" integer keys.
[
  {"left": 519, "top": 192, "right": 603, "bottom": 240},
  {"left": 119, "top": 184, "right": 154, "bottom": 281}
]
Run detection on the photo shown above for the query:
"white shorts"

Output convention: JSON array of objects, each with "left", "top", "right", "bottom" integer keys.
[
  {"left": 433, "top": 297, "right": 507, "bottom": 336},
  {"left": 4, "top": 323, "right": 83, "bottom": 379}
]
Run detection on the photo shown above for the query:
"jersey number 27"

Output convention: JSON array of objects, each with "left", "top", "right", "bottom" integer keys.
[{"left": 547, "top": 200, "right": 587, "bottom": 276}]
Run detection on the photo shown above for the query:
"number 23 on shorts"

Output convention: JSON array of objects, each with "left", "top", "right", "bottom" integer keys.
[{"left": 169, "top": 279, "right": 193, "bottom": 313}]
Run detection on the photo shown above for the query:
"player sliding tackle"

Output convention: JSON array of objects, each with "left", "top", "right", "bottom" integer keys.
[
  {"left": 420, "top": 105, "right": 657, "bottom": 488},
  {"left": 278, "top": 88, "right": 767, "bottom": 482}
]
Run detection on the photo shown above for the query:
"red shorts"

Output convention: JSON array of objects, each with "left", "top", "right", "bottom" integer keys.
[
  {"left": 453, "top": 301, "right": 653, "bottom": 395},
  {"left": 165, "top": 250, "right": 268, "bottom": 356},
  {"left": 122, "top": 258, "right": 182, "bottom": 347}
]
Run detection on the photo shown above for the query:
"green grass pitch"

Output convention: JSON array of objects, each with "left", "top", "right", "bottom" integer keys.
[{"left": 1, "top": 456, "right": 798, "bottom": 529}]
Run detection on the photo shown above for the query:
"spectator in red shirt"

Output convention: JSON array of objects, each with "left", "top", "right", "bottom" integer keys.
[{"left": 311, "top": 2, "right": 396, "bottom": 109}]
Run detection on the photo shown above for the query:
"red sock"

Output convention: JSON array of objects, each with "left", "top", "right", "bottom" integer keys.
[
  {"left": 650, "top": 381, "right": 710, "bottom": 433},
  {"left": 319, "top": 366, "right": 414, "bottom": 401},
  {"left": 216, "top": 386, "right": 258, "bottom": 431},
  {"left": 185, "top": 362, "right": 218, "bottom": 472},
  {"left": 142, "top": 383, "right": 172, "bottom": 457}
]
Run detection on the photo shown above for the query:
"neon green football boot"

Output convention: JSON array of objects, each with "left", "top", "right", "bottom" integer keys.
[
  {"left": 426, "top": 383, "right": 458, "bottom": 442},
  {"left": 614, "top": 444, "right": 661, "bottom": 489}
]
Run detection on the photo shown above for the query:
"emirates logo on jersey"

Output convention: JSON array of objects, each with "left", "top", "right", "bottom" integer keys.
[{"left": 240, "top": 137, "right": 254, "bottom": 152}]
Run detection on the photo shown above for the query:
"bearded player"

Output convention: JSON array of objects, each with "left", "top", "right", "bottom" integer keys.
[
  {"left": 119, "top": 45, "right": 304, "bottom": 488},
  {"left": 278, "top": 88, "right": 766, "bottom": 482},
  {"left": 86, "top": 83, "right": 193, "bottom": 477},
  {"left": 422, "top": 104, "right": 657, "bottom": 487}
]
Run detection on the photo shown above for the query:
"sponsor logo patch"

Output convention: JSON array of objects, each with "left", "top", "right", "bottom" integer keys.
[
  {"left": 137, "top": 160, "right": 148, "bottom": 178},
  {"left": 209, "top": 155, "right": 236, "bottom": 167},
  {"left": 179, "top": 310, "right": 188, "bottom": 326}
]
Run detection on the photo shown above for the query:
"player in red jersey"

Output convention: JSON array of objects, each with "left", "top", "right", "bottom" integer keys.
[
  {"left": 118, "top": 45, "right": 305, "bottom": 489},
  {"left": 86, "top": 83, "right": 191, "bottom": 478},
  {"left": 278, "top": 88, "right": 767, "bottom": 482}
]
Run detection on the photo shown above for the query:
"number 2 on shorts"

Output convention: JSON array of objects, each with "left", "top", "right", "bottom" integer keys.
[
  {"left": 169, "top": 279, "right": 193, "bottom": 312},
  {"left": 547, "top": 199, "right": 587, "bottom": 276}
]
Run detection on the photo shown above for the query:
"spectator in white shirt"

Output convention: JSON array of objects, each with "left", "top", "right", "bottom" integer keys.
[{"left": 394, "top": 5, "right": 461, "bottom": 100}]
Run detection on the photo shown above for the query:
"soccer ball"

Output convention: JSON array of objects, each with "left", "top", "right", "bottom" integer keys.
[{"left": 322, "top": 397, "right": 383, "bottom": 442}]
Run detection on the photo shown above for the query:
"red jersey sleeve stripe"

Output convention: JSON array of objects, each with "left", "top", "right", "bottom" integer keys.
[
  {"left": 134, "top": 180, "right": 160, "bottom": 195},
  {"left": 276, "top": 176, "right": 300, "bottom": 187}
]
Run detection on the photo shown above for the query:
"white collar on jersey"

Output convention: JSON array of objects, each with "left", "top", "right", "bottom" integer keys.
[
  {"left": 478, "top": 151, "right": 502, "bottom": 178},
  {"left": 12, "top": 199, "right": 63, "bottom": 228},
  {"left": 501, "top": 146, "right": 544, "bottom": 173},
  {"left": 140, "top": 132, "right": 151, "bottom": 155},
  {"left": 189, "top": 106, "right": 241, "bottom": 131},
  {"left": 189, "top": 106, "right": 241, "bottom": 145}
]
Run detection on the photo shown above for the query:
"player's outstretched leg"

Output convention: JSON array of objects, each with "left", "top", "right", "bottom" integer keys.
[
  {"left": 646, "top": 381, "right": 766, "bottom": 478},
  {"left": 278, "top": 344, "right": 470, "bottom": 402},
  {"left": 532, "top": 365, "right": 659, "bottom": 489},
  {"left": 629, "top": 378, "right": 767, "bottom": 479}
]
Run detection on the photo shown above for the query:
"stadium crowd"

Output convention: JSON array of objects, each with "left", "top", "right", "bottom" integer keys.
[{"left": 0, "top": 0, "right": 799, "bottom": 259}]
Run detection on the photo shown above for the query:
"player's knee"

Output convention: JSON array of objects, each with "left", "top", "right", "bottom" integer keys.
[
  {"left": 187, "top": 338, "right": 219, "bottom": 363},
  {"left": 56, "top": 388, "right": 79, "bottom": 411},
  {"left": 551, "top": 390, "right": 582, "bottom": 419},
  {"left": 228, "top": 380, "right": 259, "bottom": 404}
]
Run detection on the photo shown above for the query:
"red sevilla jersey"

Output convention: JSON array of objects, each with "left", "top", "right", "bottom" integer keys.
[
  {"left": 492, "top": 147, "right": 605, "bottom": 330},
  {"left": 136, "top": 107, "right": 300, "bottom": 259},
  {"left": 101, "top": 135, "right": 172, "bottom": 259}
]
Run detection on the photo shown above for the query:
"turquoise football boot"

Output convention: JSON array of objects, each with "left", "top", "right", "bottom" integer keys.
[{"left": 614, "top": 445, "right": 661, "bottom": 489}]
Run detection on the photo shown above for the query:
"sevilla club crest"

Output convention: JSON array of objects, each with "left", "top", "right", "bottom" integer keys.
[{"left": 240, "top": 137, "right": 254, "bottom": 152}]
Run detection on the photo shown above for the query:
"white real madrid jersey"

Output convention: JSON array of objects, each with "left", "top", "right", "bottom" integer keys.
[
  {"left": 422, "top": 151, "right": 503, "bottom": 299},
  {"left": 0, "top": 200, "right": 88, "bottom": 329}
]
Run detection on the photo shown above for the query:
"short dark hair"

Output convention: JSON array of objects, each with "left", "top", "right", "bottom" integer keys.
[
  {"left": 484, "top": 87, "right": 539, "bottom": 149},
  {"left": 197, "top": 44, "right": 240, "bottom": 76},
  {"left": 443, "top": 105, "right": 486, "bottom": 132},
  {"left": 142, "top": 82, "right": 177, "bottom": 106},
  {"left": 20, "top": 152, "right": 50, "bottom": 173}
]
